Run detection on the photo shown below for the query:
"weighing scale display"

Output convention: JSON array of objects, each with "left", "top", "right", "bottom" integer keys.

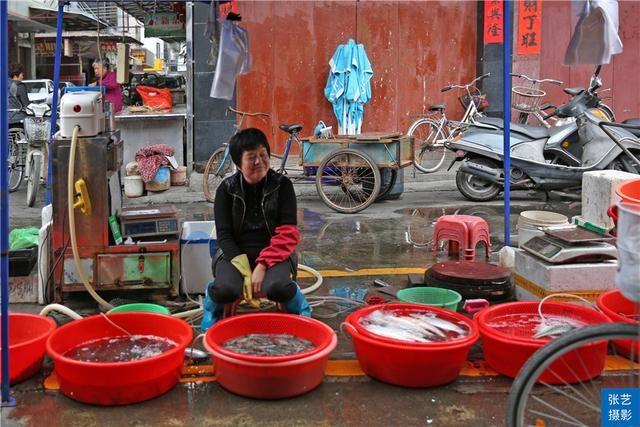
[{"left": 523, "top": 237, "right": 562, "bottom": 258}]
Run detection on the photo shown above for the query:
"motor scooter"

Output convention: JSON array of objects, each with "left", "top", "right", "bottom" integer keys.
[{"left": 446, "top": 67, "right": 640, "bottom": 202}]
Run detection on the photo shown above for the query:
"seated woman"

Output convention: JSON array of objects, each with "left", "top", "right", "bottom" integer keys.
[{"left": 201, "top": 128, "right": 310, "bottom": 330}]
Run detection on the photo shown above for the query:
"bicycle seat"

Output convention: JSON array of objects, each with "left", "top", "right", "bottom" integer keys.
[
  {"left": 279, "top": 123, "right": 303, "bottom": 134},
  {"left": 563, "top": 87, "right": 584, "bottom": 96},
  {"left": 429, "top": 104, "right": 446, "bottom": 112}
]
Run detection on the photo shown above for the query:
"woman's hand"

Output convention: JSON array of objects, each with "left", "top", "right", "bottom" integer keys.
[{"left": 251, "top": 263, "right": 267, "bottom": 294}]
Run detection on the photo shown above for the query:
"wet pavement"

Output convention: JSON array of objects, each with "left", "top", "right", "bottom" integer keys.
[{"left": 4, "top": 169, "right": 585, "bottom": 426}]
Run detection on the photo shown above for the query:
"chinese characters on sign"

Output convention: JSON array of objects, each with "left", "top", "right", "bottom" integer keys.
[
  {"left": 484, "top": 1, "right": 504, "bottom": 44},
  {"left": 517, "top": 0, "right": 542, "bottom": 55},
  {"left": 602, "top": 388, "right": 640, "bottom": 427}
]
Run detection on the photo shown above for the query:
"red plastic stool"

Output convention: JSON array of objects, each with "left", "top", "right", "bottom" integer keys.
[{"left": 432, "top": 215, "right": 491, "bottom": 260}]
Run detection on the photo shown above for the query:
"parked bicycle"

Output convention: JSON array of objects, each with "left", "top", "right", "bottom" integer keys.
[
  {"left": 511, "top": 73, "right": 563, "bottom": 127},
  {"left": 512, "top": 73, "right": 616, "bottom": 128},
  {"left": 202, "top": 106, "right": 272, "bottom": 202},
  {"left": 7, "top": 103, "right": 51, "bottom": 206},
  {"left": 408, "top": 73, "right": 490, "bottom": 173}
]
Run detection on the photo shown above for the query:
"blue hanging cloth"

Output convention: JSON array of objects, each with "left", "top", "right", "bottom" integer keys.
[{"left": 324, "top": 39, "right": 373, "bottom": 135}]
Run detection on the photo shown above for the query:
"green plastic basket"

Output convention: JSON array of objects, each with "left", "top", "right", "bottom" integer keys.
[
  {"left": 107, "top": 303, "right": 170, "bottom": 315},
  {"left": 396, "top": 287, "right": 462, "bottom": 311}
]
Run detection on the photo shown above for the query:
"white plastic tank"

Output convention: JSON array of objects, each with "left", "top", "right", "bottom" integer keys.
[
  {"left": 59, "top": 91, "right": 105, "bottom": 137},
  {"left": 181, "top": 221, "right": 217, "bottom": 294}
]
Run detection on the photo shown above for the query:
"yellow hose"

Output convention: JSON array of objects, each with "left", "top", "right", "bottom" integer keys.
[{"left": 68, "top": 125, "right": 114, "bottom": 310}]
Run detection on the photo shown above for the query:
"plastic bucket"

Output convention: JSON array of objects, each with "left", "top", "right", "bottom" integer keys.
[
  {"left": 476, "top": 302, "right": 610, "bottom": 384},
  {"left": 204, "top": 313, "right": 337, "bottom": 399},
  {"left": 615, "top": 202, "right": 640, "bottom": 302},
  {"left": 107, "top": 303, "right": 170, "bottom": 315},
  {"left": 343, "top": 304, "right": 479, "bottom": 387},
  {"left": 616, "top": 179, "right": 640, "bottom": 204},
  {"left": 145, "top": 167, "right": 170, "bottom": 192},
  {"left": 123, "top": 175, "right": 143, "bottom": 198},
  {"left": 46, "top": 312, "right": 192, "bottom": 405},
  {"left": 397, "top": 287, "right": 462, "bottom": 311},
  {"left": 517, "top": 211, "right": 568, "bottom": 247},
  {"left": 0, "top": 313, "right": 56, "bottom": 384},
  {"left": 170, "top": 166, "right": 187, "bottom": 186},
  {"left": 597, "top": 289, "right": 640, "bottom": 360}
]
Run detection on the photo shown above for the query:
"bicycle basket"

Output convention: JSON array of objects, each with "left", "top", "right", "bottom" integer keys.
[
  {"left": 459, "top": 93, "right": 489, "bottom": 112},
  {"left": 511, "top": 86, "right": 545, "bottom": 113},
  {"left": 24, "top": 117, "right": 51, "bottom": 143}
]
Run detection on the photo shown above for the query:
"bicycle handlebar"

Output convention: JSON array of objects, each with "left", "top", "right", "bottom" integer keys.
[
  {"left": 441, "top": 73, "right": 491, "bottom": 92},
  {"left": 227, "top": 106, "right": 271, "bottom": 118},
  {"left": 510, "top": 73, "right": 563, "bottom": 86}
]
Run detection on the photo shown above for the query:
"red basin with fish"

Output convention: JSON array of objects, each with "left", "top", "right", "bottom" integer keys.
[
  {"left": 46, "top": 312, "right": 192, "bottom": 405},
  {"left": 597, "top": 289, "right": 640, "bottom": 360},
  {"left": 343, "top": 303, "right": 479, "bottom": 387},
  {"left": 476, "top": 302, "right": 610, "bottom": 383},
  {"left": 204, "top": 313, "right": 337, "bottom": 399},
  {"left": 0, "top": 313, "right": 56, "bottom": 384}
]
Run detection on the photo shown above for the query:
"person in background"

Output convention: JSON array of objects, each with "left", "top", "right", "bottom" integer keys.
[
  {"left": 201, "top": 128, "right": 311, "bottom": 330},
  {"left": 92, "top": 58, "right": 123, "bottom": 113},
  {"left": 8, "top": 63, "right": 30, "bottom": 125}
]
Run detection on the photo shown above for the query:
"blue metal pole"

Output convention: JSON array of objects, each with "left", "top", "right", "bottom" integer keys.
[
  {"left": 46, "top": 1, "right": 66, "bottom": 205},
  {"left": 1, "top": 0, "right": 15, "bottom": 406},
  {"left": 502, "top": 0, "right": 512, "bottom": 247}
]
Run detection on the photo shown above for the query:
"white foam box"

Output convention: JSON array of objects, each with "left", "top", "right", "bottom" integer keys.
[
  {"left": 514, "top": 249, "right": 617, "bottom": 302},
  {"left": 180, "top": 221, "right": 216, "bottom": 295},
  {"left": 582, "top": 170, "right": 638, "bottom": 230}
]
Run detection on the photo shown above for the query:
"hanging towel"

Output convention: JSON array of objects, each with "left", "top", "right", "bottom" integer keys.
[
  {"left": 564, "top": 0, "right": 623, "bottom": 65},
  {"left": 210, "top": 21, "right": 251, "bottom": 100}
]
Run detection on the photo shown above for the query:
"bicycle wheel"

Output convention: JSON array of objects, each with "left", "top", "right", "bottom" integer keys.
[
  {"left": 26, "top": 154, "right": 41, "bottom": 207},
  {"left": 316, "top": 148, "right": 381, "bottom": 214},
  {"left": 409, "top": 118, "right": 447, "bottom": 173},
  {"left": 8, "top": 128, "right": 25, "bottom": 192},
  {"left": 203, "top": 147, "right": 236, "bottom": 203},
  {"left": 507, "top": 322, "right": 640, "bottom": 427}
]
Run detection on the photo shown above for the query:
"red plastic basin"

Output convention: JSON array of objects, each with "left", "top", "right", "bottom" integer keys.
[
  {"left": 597, "top": 289, "right": 640, "bottom": 360},
  {"left": 46, "top": 312, "right": 192, "bottom": 405},
  {"left": 476, "top": 302, "right": 610, "bottom": 384},
  {"left": 0, "top": 313, "right": 56, "bottom": 384},
  {"left": 204, "top": 313, "right": 337, "bottom": 399},
  {"left": 344, "top": 303, "right": 479, "bottom": 388}
]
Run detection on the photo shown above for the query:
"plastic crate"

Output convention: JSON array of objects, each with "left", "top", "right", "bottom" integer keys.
[{"left": 9, "top": 247, "right": 38, "bottom": 277}]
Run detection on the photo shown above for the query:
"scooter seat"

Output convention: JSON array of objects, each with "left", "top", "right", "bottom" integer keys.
[
  {"left": 622, "top": 119, "right": 640, "bottom": 137},
  {"left": 476, "top": 117, "right": 550, "bottom": 140},
  {"left": 564, "top": 87, "right": 584, "bottom": 96}
]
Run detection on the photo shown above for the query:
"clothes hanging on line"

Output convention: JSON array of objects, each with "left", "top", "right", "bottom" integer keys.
[
  {"left": 564, "top": 0, "right": 623, "bottom": 65},
  {"left": 210, "top": 20, "right": 251, "bottom": 100}
]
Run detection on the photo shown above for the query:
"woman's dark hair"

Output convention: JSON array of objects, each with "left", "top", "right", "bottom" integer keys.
[
  {"left": 9, "top": 63, "right": 24, "bottom": 78},
  {"left": 229, "top": 128, "right": 271, "bottom": 166}
]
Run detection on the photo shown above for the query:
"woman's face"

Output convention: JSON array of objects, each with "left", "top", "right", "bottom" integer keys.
[
  {"left": 239, "top": 146, "right": 270, "bottom": 184},
  {"left": 93, "top": 64, "right": 106, "bottom": 77}
]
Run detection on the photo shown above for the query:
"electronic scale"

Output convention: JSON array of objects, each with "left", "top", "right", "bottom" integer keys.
[
  {"left": 118, "top": 205, "right": 180, "bottom": 239},
  {"left": 521, "top": 225, "right": 617, "bottom": 264}
]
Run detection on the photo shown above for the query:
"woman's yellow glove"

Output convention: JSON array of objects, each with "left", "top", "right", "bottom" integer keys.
[{"left": 230, "top": 254, "right": 261, "bottom": 308}]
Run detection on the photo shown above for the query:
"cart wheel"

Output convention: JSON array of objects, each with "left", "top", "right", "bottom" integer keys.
[{"left": 315, "top": 148, "right": 381, "bottom": 214}]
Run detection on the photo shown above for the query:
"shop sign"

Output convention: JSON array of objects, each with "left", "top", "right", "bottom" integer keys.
[
  {"left": 145, "top": 12, "right": 185, "bottom": 38},
  {"left": 35, "top": 40, "right": 117, "bottom": 56},
  {"left": 517, "top": 0, "right": 542, "bottom": 55},
  {"left": 483, "top": 1, "right": 504, "bottom": 44}
]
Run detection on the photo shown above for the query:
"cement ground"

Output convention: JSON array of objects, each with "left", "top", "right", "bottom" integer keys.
[{"left": 3, "top": 166, "right": 598, "bottom": 426}]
